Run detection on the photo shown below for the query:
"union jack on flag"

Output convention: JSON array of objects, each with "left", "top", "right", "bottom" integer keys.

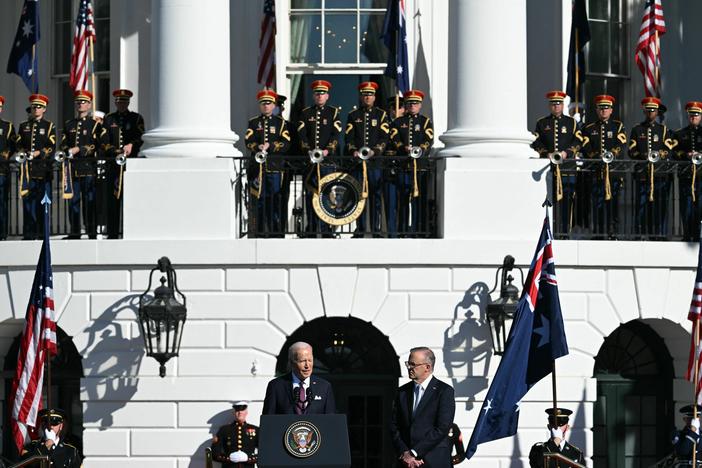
[
  {"left": 685, "top": 233, "right": 702, "bottom": 403},
  {"left": 9, "top": 194, "right": 57, "bottom": 453},
  {"left": 68, "top": 0, "right": 95, "bottom": 91},
  {"left": 635, "top": 0, "right": 666, "bottom": 97}
]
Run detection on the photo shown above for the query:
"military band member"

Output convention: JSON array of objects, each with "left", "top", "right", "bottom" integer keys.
[
  {"left": 297, "top": 80, "right": 341, "bottom": 236},
  {"left": 60, "top": 90, "right": 107, "bottom": 239},
  {"left": 387, "top": 96, "right": 405, "bottom": 121},
  {"left": 245, "top": 89, "right": 291, "bottom": 237},
  {"left": 581, "top": 94, "right": 627, "bottom": 238},
  {"left": 346, "top": 81, "right": 390, "bottom": 236},
  {"left": 528, "top": 407, "right": 584, "bottom": 468},
  {"left": 448, "top": 422, "right": 466, "bottom": 465},
  {"left": 389, "top": 89, "right": 433, "bottom": 237},
  {"left": 628, "top": 97, "right": 675, "bottom": 238},
  {"left": 103, "top": 89, "right": 145, "bottom": 239},
  {"left": 211, "top": 401, "right": 259, "bottom": 467},
  {"left": 673, "top": 404, "right": 702, "bottom": 465},
  {"left": 16, "top": 94, "right": 56, "bottom": 240},
  {"left": 19, "top": 408, "right": 82, "bottom": 468},
  {"left": 531, "top": 90, "right": 583, "bottom": 235},
  {"left": 675, "top": 101, "right": 702, "bottom": 241},
  {"left": 0, "top": 96, "right": 16, "bottom": 240}
]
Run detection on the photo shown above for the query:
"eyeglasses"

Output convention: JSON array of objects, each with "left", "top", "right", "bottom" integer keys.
[
  {"left": 404, "top": 361, "right": 428, "bottom": 369},
  {"left": 31, "top": 105, "right": 44, "bottom": 109}
]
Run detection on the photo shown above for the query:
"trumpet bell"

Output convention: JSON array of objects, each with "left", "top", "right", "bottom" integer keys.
[
  {"left": 409, "top": 146, "right": 423, "bottom": 159},
  {"left": 254, "top": 151, "right": 267, "bottom": 164},
  {"left": 358, "top": 146, "right": 373, "bottom": 161},
  {"left": 647, "top": 150, "right": 660, "bottom": 163},
  {"left": 115, "top": 154, "right": 127, "bottom": 166},
  {"left": 601, "top": 151, "right": 614, "bottom": 164},
  {"left": 692, "top": 152, "right": 702, "bottom": 166},
  {"left": 548, "top": 152, "right": 563, "bottom": 165},
  {"left": 309, "top": 148, "right": 325, "bottom": 164},
  {"left": 13, "top": 151, "right": 27, "bottom": 163},
  {"left": 54, "top": 150, "right": 67, "bottom": 163}
]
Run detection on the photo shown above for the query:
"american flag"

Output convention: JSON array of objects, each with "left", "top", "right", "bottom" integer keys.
[
  {"left": 257, "top": 0, "right": 276, "bottom": 88},
  {"left": 635, "top": 0, "right": 666, "bottom": 97},
  {"left": 9, "top": 193, "right": 57, "bottom": 453},
  {"left": 686, "top": 233, "right": 702, "bottom": 403},
  {"left": 68, "top": 0, "right": 95, "bottom": 91}
]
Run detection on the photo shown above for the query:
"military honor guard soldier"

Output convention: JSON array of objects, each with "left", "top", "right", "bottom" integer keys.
[
  {"left": 345, "top": 81, "right": 390, "bottom": 236},
  {"left": 103, "top": 89, "right": 145, "bottom": 239},
  {"left": 674, "top": 101, "right": 702, "bottom": 241},
  {"left": 528, "top": 407, "right": 585, "bottom": 468},
  {"left": 388, "top": 89, "right": 434, "bottom": 237},
  {"left": 672, "top": 404, "right": 702, "bottom": 465},
  {"left": 0, "top": 96, "right": 17, "bottom": 240},
  {"left": 15, "top": 94, "right": 57, "bottom": 240},
  {"left": 297, "top": 80, "right": 342, "bottom": 236},
  {"left": 60, "top": 90, "right": 107, "bottom": 239},
  {"left": 19, "top": 408, "right": 83, "bottom": 468},
  {"left": 531, "top": 90, "right": 583, "bottom": 234},
  {"left": 628, "top": 97, "right": 675, "bottom": 238},
  {"left": 244, "top": 89, "right": 291, "bottom": 237},
  {"left": 211, "top": 401, "right": 259, "bottom": 467},
  {"left": 580, "top": 94, "right": 627, "bottom": 238},
  {"left": 448, "top": 422, "right": 466, "bottom": 465}
]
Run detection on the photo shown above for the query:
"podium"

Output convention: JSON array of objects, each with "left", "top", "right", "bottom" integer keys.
[{"left": 258, "top": 414, "right": 351, "bottom": 468}]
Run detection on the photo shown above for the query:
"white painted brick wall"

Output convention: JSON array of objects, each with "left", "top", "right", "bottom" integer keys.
[
  {"left": 83, "top": 429, "right": 130, "bottom": 456},
  {"left": 73, "top": 270, "right": 130, "bottom": 292}
]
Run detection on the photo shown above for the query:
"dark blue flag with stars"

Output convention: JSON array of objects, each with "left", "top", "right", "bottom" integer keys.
[
  {"left": 381, "top": 0, "right": 409, "bottom": 94},
  {"left": 466, "top": 215, "right": 569, "bottom": 459},
  {"left": 7, "top": 0, "right": 40, "bottom": 93},
  {"left": 566, "top": 0, "right": 590, "bottom": 105}
]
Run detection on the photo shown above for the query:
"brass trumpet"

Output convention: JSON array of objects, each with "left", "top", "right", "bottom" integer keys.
[
  {"left": 309, "top": 148, "right": 324, "bottom": 164},
  {"left": 13, "top": 151, "right": 28, "bottom": 163},
  {"left": 548, "top": 151, "right": 563, "bottom": 165},
  {"left": 358, "top": 146, "right": 373, "bottom": 160},
  {"left": 254, "top": 150, "right": 267, "bottom": 164},
  {"left": 601, "top": 151, "right": 614, "bottom": 164},
  {"left": 647, "top": 150, "right": 660, "bottom": 163},
  {"left": 692, "top": 152, "right": 702, "bottom": 166},
  {"left": 409, "top": 146, "right": 424, "bottom": 159},
  {"left": 115, "top": 153, "right": 127, "bottom": 166},
  {"left": 54, "top": 150, "right": 68, "bottom": 163}
]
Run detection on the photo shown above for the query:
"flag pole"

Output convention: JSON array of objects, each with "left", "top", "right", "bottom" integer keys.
[
  {"left": 31, "top": 44, "right": 37, "bottom": 92},
  {"left": 89, "top": 36, "right": 98, "bottom": 113},
  {"left": 552, "top": 360, "right": 558, "bottom": 418},
  {"left": 43, "top": 192, "right": 52, "bottom": 410},
  {"left": 654, "top": 29, "right": 660, "bottom": 97},
  {"left": 574, "top": 31, "right": 579, "bottom": 116},
  {"left": 694, "top": 317, "right": 700, "bottom": 466}
]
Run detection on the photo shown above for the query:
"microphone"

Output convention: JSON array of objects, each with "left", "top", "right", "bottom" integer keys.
[
  {"left": 305, "top": 388, "right": 314, "bottom": 406},
  {"left": 293, "top": 386, "right": 301, "bottom": 403}
]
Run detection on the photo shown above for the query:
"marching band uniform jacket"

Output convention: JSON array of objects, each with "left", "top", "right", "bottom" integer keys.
[
  {"left": 245, "top": 114, "right": 291, "bottom": 172},
  {"left": 0, "top": 119, "right": 16, "bottom": 176},
  {"left": 674, "top": 124, "right": 702, "bottom": 160},
  {"left": 345, "top": 106, "right": 390, "bottom": 156},
  {"left": 581, "top": 118, "right": 627, "bottom": 159},
  {"left": 628, "top": 120, "right": 675, "bottom": 160},
  {"left": 297, "top": 105, "right": 342, "bottom": 157},
  {"left": 16, "top": 118, "right": 56, "bottom": 179},
  {"left": 60, "top": 117, "right": 107, "bottom": 177},
  {"left": 211, "top": 421, "right": 259, "bottom": 467},
  {"left": 389, "top": 113, "right": 434, "bottom": 169},
  {"left": 531, "top": 114, "right": 582, "bottom": 158}
]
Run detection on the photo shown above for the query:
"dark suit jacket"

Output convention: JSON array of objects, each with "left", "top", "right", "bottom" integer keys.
[
  {"left": 390, "top": 376, "right": 455, "bottom": 468},
  {"left": 262, "top": 373, "right": 336, "bottom": 415}
]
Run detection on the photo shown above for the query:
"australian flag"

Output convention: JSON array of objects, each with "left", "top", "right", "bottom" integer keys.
[
  {"left": 381, "top": 0, "right": 409, "bottom": 94},
  {"left": 466, "top": 215, "right": 569, "bottom": 459},
  {"left": 565, "top": 0, "right": 590, "bottom": 105},
  {"left": 7, "top": 0, "right": 40, "bottom": 93}
]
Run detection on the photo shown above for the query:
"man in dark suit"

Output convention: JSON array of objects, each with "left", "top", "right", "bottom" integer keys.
[
  {"left": 390, "top": 346, "right": 455, "bottom": 468},
  {"left": 262, "top": 341, "right": 335, "bottom": 415}
]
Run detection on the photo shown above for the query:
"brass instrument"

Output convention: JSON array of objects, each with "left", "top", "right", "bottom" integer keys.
[
  {"left": 13, "top": 151, "right": 28, "bottom": 163},
  {"left": 254, "top": 150, "right": 267, "bottom": 164},
  {"left": 54, "top": 150, "right": 68, "bottom": 163},
  {"left": 309, "top": 148, "right": 325, "bottom": 164},
  {"left": 601, "top": 151, "right": 614, "bottom": 164},
  {"left": 692, "top": 152, "right": 702, "bottom": 166},
  {"left": 647, "top": 150, "right": 661, "bottom": 163},
  {"left": 115, "top": 153, "right": 127, "bottom": 166},
  {"left": 548, "top": 151, "right": 563, "bottom": 165},
  {"left": 358, "top": 146, "right": 373, "bottom": 160},
  {"left": 409, "top": 146, "right": 424, "bottom": 159}
]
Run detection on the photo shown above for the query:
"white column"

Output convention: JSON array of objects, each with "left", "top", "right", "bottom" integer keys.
[
  {"left": 140, "top": 0, "right": 240, "bottom": 158},
  {"left": 438, "top": 0, "right": 544, "bottom": 240},
  {"left": 439, "top": 0, "right": 533, "bottom": 158}
]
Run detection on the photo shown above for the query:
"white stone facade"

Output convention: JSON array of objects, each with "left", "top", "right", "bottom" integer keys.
[{"left": 0, "top": 239, "right": 697, "bottom": 466}]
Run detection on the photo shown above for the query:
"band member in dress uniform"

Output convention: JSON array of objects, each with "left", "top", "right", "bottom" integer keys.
[
  {"left": 672, "top": 404, "right": 702, "bottom": 465},
  {"left": 531, "top": 90, "right": 583, "bottom": 235},
  {"left": 388, "top": 89, "right": 433, "bottom": 237},
  {"left": 0, "top": 96, "right": 17, "bottom": 240},
  {"left": 387, "top": 96, "right": 405, "bottom": 121},
  {"left": 275, "top": 94, "right": 296, "bottom": 235},
  {"left": 628, "top": 97, "right": 675, "bottom": 238},
  {"left": 448, "top": 422, "right": 466, "bottom": 465},
  {"left": 345, "top": 81, "right": 390, "bottom": 236},
  {"left": 581, "top": 94, "right": 627, "bottom": 238},
  {"left": 19, "top": 408, "right": 82, "bottom": 467},
  {"left": 211, "top": 401, "right": 259, "bottom": 467},
  {"left": 674, "top": 101, "right": 702, "bottom": 241},
  {"left": 60, "top": 90, "right": 107, "bottom": 239},
  {"left": 16, "top": 94, "right": 56, "bottom": 240},
  {"left": 529, "top": 407, "right": 584, "bottom": 468},
  {"left": 245, "top": 89, "right": 291, "bottom": 237},
  {"left": 297, "top": 80, "right": 341, "bottom": 236},
  {"left": 103, "top": 89, "right": 145, "bottom": 239}
]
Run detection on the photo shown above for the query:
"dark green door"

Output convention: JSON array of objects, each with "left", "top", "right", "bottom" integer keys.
[{"left": 593, "top": 321, "right": 674, "bottom": 468}]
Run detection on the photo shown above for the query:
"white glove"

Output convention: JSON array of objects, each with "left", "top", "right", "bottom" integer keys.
[
  {"left": 550, "top": 427, "right": 564, "bottom": 440},
  {"left": 692, "top": 418, "right": 700, "bottom": 432},
  {"left": 44, "top": 429, "right": 57, "bottom": 442},
  {"left": 229, "top": 451, "right": 248, "bottom": 463}
]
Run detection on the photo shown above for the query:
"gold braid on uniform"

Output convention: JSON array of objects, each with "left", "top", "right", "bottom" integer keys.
[
  {"left": 648, "top": 161, "right": 655, "bottom": 202},
  {"left": 693, "top": 165, "right": 698, "bottom": 203},
  {"left": 62, "top": 159, "right": 74, "bottom": 200},
  {"left": 604, "top": 163, "right": 612, "bottom": 201},
  {"left": 555, "top": 163, "right": 563, "bottom": 202},
  {"left": 362, "top": 159, "right": 368, "bottom": 199},
  {"left": 412, "top": 158, "right": 420, "bottom": 198}
]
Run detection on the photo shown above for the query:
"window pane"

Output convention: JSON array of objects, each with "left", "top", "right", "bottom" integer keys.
[
  {"left": 54, "top": 22, "right": 72, "bottom": 74},
  {"left": 326, "top": 0, "right": 356, "bottom": 8},
  {"left": 360, "top": 0, "right": 388, "bottom": 8},
  {"left": 588, "top": 21, "right": 609, "bottom": 74},
  {"left": 611, "top": 23, "right": 627, "bottom": 75},
  {"left": 359, "top": 12, "right": 387, "bottom": 63},
  {"left": 324, "top": 13, "right": 356, "bottom": 63},
  {"left": 290, "top": 13, "right": 322, "bottom": 63},
  {"left": 588, "top": 0, "right": 608, "bottom": 20},
  {"left": 94, "top": 18, "right": 110, "bottom": 71},
  {"left": 56, "top": 0, "right": 72, "bottom": 21},
  {"left": 291, "top": 0, "right": 321, "bottom": 8}
]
